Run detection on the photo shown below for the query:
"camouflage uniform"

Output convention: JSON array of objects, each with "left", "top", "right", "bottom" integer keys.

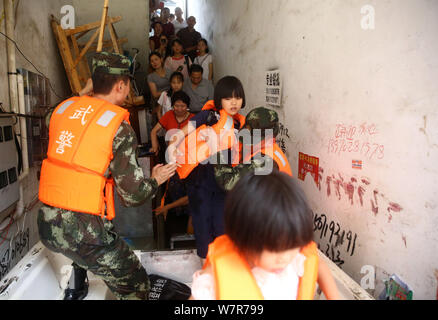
[
  {"left": 214, "top": 107, "right": 281, "bottom": 191},
  {"left": 38, "top": 53, "right": 157, "bottom": 300}
]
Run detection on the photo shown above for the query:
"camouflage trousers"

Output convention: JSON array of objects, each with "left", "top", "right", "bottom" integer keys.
[{"left": 37, "top": 205, "right": 150, "bottom": 300}]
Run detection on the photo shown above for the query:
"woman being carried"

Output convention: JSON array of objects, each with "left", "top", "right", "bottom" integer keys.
[{"left": 167, "top": 76, "right": 247, "bottom": 261}]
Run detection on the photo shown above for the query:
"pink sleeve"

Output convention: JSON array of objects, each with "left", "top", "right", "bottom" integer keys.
[{"left": 164, "top": 57, "right": 171, "bottom": 70}]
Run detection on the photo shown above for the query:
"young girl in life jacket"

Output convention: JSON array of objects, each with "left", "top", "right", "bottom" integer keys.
[
  {"left": 190, "top": 171, "right": 340, "bottom": 300},
  {"left": 167, "top": 76, "right": 247, "bottom": 261}
]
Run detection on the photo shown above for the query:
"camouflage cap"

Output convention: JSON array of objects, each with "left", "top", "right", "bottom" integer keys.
[
  {"left": 92, "top": 51, "right": 132, "bottom": 77},
  {"left": 245, "top": 107, "right": 279, "bottom": 137}
]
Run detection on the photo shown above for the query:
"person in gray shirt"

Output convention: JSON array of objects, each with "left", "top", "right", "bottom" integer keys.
[
  {"left": 183, "top": 64, "right": 214, "bottom": 113},
  {"left": 147, "top": 52, "right": 172, "bottom": 101}
]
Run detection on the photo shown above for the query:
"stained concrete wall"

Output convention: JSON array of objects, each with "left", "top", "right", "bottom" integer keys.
[
  {"left": 0, "top": 0, "right": 71, "bottom": 281},
  {"left": 1, "top": 1, "right": 151, "bottom": 281},
  {"left": 188, "top": 0, "right": 438, "bottom": 299}
]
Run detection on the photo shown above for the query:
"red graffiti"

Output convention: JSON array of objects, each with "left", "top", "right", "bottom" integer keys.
[
  {"left": 345, "top": 182, "right": 355, "bottom": 205},
  {"left": 333, "top": 177, "right": 342, "bottom": 200},
  {"left": 328, "top": 123, "right": 384, "bottom": 159},
  {"left": 358, "top": 186, "right": 366, "bottom": 206},
  {"left": 359, "top": 122, "right": 379, "bottom": 135},
  {"left": 318, "top": 168, "right": 403, "bottom": 219},
  {"left": 371, "top": 200, "right": 379, "bottom": 215},
  {"left": 388, "top": 202, "right": 403, "bottom": 213},
  {"left": 326, "top": 176, "right": 332, "bottom": 197}
]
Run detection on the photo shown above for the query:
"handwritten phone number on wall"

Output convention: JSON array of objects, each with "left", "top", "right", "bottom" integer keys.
[
  {"left": 327, "top": 138, "right": 384, "bottom": 160},
  {"left": 313, "top": 213, "right": 358, "bottom": 268}
]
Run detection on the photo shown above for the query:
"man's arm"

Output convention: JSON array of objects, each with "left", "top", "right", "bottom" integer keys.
[
  {"left": 110, "top": 121, "right": 169, "bottom": 207},
  {"left": 214, "top": 155, "right": 278, "bottom": 191}
]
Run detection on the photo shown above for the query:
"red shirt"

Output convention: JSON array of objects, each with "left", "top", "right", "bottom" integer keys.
[
  {"left": 159, "top": 110, "right": 194, "bottom": 131},
  {"left": 162, "top": 22, "right": 175, "bottom": 38}
]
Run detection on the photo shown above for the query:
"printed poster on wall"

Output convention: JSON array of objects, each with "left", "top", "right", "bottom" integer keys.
[
  {"left": 298, "top": 152, "right": 319, "bottom": 187},
  {"left": 265, "top": 70, "right": 282, "bottom": 108}
]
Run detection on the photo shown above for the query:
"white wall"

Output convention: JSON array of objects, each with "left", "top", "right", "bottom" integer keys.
[
  {"left": 188, "top": 0, "right": 438, "bottom": 299},
  {"left": 0, "top": 0, "right": 71, "bottom": 281}
]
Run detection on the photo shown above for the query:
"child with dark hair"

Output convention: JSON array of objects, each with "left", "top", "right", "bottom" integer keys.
[
  {"left": 167, "top": 76, "right": 247, "bottom": 260},
  {"left": 164, "top": 39, "right": 192, "bottom": 81},
  {"left": 157, "top": 71, "right": 185, "bottom": 119},
  {"left": 190, "top": 171, "right": 340, "bottom": 300},
  {"left": 194, "top": 39, "right": 213, "bottom": 81}
]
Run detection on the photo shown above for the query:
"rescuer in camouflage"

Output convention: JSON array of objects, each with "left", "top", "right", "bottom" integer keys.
[
  {"left": 91, "top": 51, "right": 133, "bottom": 76},
  {"left": 244, "top": 106, "right": 279, "bottom": 138},
  {"left": 214, "top": 107, "right": 280, "bottom": 191},
  {"left": 38, "top": 52, "right": 176, "bottom": 300}
]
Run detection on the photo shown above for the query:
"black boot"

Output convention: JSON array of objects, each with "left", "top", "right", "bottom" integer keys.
[{"left": 63, "top": 264, "right": 89, "bottom": 300}]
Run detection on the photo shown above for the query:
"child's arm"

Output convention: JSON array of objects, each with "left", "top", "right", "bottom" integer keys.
[
  {"left": 150, "top": 122, "right": 163, "bottom": 155},
  {"left": 156, "top": 104, "right": 163, "bottom": 120},
  {"left": 154, "top": 196, "right": 189, "bottom": 220},
  {"left": 317, "top": 259, "right": 341, "bottom": 300},
  {"left": 165, "top": 196, "right": 189, "bottom": 210}
]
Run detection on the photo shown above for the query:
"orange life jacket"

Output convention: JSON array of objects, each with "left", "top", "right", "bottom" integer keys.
[
  {"left": 204, "top": 235, "right": 319, "bottom": 300},
  {"left": 242, "top": 140, "right": 293, "bottom": 176},
  {"left": 38, "top": 96, "right": 130, "bottom": 220},
  {"left": 176, "top": 100, "right": 245, "bottom": 179}
]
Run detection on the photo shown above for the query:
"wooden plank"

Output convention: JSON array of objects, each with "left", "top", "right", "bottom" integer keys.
[
  {"left": 73, "top": 27, "right": 100, "bottom": 68},
  {"left": 108, "top": 22, "right": 120, "bottom": 54},
  {"left": 97, "top": 0, "right": 110, "bottom": 53},
  {"left": 75, "top": 29, "right": 90, "bottom": 40},
  {"left": 70, "top": 35, "right": 90, "bottom": 85},
  {"left": 51, "top": 19, "right": 81, "bottom": 94},
  {"left": 80, "top": 38, "right": 128, "bottom": 52},
  {"left": 64, "top": 16, "right": 122, "bottom": 36}
]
